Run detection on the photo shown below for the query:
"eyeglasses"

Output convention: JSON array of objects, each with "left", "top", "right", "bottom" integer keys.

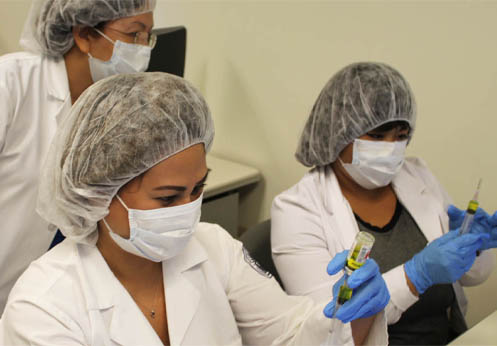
[{"left": 103, "top": 27, "right": 157, "bottom": 49}]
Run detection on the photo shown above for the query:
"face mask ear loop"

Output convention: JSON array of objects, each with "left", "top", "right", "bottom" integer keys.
[
  {"left": 103, "top": 196, "right": 129, "bottom": 239},
  {"left": 93, "top": 27, "right": 115, "bottom": 45},
  {"left": 116, "top": 195, "right": 130, "bottom": 211},
  {"left": 102, "top": 218, "right": 115, "bottom": 235},
  {"left": 88, "top": 28, "right": 115, "bottom": 61}
]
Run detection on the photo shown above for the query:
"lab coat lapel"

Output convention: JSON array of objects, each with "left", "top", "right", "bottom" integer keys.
[
  {"left": 79, "top": 243, "right": 163, "bottom": 346},
  {"left": 44, "top": 56, "right": 71, "bottom": 124},
  {"left": 321, "top": 166, "right": 361, "bottom": 251},
  {"left": 108, "top": 292, "right": 164, "bottom": 346},
  {"left": 393, "top": 168, "right": 444, "bottom": 243},
  {"left": 163, "top": 236, "right": 208, "bottom": 346}
]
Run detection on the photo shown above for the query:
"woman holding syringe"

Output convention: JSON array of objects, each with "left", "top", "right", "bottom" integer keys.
[{"left": 271, "top": 62, "right": 497, "bottom": 345}]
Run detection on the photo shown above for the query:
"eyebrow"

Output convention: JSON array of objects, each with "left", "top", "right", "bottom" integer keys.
[
  {"left": 124, "top": 21, "right": 151, "bottom": 32},
  {"left": 153, "top": 169, "right": 211, "bottom": 192}
]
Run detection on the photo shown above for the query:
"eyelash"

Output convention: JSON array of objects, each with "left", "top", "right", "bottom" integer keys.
[
  {"left": 192, "top": 183, "right": 206, "bottom": 194},
  {"left": 366, "top": 133, "right": 409, "bottom": 140},
  {"left": 366, "top": 133, "right": 383, "bottom": 139},
  {"left": 156, "top": 184, "right": 206, "bottom": 206}
]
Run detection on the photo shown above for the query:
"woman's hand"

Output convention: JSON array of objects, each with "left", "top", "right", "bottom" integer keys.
[
  {"left": 448, "top": 204, "right": 497, "bottom": 250},
  {"left": 404, "top": 231, "right": 488, "bottom": 294},
  {"left": 324, "top": 251, "right": 390, "bottom": 323}
]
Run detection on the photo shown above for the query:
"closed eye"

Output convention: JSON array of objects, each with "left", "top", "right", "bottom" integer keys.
[
  {"left": 365, "top": 133, "right": 384, "bottom": 140},
  {"left": 192, "top": 183, "right": 206, "bottom": 195},
  {"left": 157, "top": 195, "right": 178, "bottom": 206}
]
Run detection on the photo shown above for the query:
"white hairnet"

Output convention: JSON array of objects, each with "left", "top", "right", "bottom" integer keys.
[
  {"left": 20, "top": 0, "right": 156, "bottom": 59},
  {"left": 296, "top": 62, "right": 417, "bottom": 167},
  {"left": 37, "top": 72, "right": 214, "bottom": 241}
]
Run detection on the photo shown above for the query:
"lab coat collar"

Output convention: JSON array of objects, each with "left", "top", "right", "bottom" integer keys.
[
  {"left": 162, "top": 235, "right": 208, "bottom": 345},
  {"left": 321, "top": 161, "right": 444, "bottom": 248},
  {"left": 319, "top": 166, "right": 361, "bottom": 250},
  {"left": 79, "top": 234, "right": 208, "bottom": 345},
  {"left": 44, "top": 57, "right": 70, "bottom": 102}
]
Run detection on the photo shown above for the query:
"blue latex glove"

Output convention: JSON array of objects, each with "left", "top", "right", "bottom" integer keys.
[
  {"left": 448, "top": 204, "right": 497, "bottom": 250},
  {"left": 404, "top": 231, "right": 488, "bottom": 294},
  {"left": 324, "top": 251, "right": 390, "bottom": 323}
]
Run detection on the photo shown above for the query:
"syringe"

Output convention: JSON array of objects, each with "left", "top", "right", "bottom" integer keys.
[
  {"left": 323, "top": 232, "right": 375, "bottom": 345},
  {"left": 459, "top": 179, "right": 482, "bottom": 236}
]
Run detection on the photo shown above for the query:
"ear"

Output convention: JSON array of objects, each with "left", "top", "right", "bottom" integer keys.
[{"left": 72, "top": 26, "right": 92, "bottom": 54}]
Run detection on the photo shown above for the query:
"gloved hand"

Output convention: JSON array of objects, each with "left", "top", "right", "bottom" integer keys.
[
  {"left": 404, "top": 231, "right": 488, "bottom": 294},
  {"left": 324, "top": 251, "right": 390, "bottom": 323},
  {"left": 448, "top": 204, "right": 497, "bottom": 250}
]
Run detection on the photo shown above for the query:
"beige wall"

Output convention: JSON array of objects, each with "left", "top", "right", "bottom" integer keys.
[{"left": 1, "top": 0, "right": 497, "bottom": 328}]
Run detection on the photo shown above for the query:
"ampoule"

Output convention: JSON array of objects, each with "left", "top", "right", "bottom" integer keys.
[{"left": 323, "top": 231, "right": 375, "bottom": 345}]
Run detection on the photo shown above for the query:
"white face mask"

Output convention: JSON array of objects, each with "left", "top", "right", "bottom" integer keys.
[
  {"left": 88, "top": 28, "right": 152, "bottom": 83},
  {"left": 103, "top": 194, "right": 202, "bottom": 262},
  {"left": 339, "top": 139, "right": 407, "bottom": 190}
]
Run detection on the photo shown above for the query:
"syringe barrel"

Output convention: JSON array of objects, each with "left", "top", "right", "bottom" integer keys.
[{"left": 459, "top": 213, "right": 475, "bottom": 235}]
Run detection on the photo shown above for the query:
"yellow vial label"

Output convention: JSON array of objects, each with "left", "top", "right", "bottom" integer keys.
[
  {"left": 347, "top": 258, "right": 365, "bottom": 270},
  {"left": 467, "top": 200, "right": 479, "bottom": 213},
  {"left": 347, "top": 243, "right": 371, "bottom": 270}
]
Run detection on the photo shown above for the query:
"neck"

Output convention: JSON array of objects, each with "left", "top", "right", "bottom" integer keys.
[
  {"left": 63, "top": 46, "right": 94, "bottom": 104},
  {"left": 96, "top": 223, "right": 162, "bottom": 286},
  {"left": 331, "top": 161, "right": 393, "bottom": 202}
]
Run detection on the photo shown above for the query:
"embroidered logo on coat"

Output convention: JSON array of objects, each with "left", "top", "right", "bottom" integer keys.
[{"left": 242, "top": 246, "right": 273, "bottom": 279}]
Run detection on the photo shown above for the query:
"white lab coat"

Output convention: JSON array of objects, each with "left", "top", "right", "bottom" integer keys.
[
  {"left": 271, "top": 157, "right": 495, "bottom": 337},
  {"left": 0, "top": 223, "right": 387, "bottom": 345},
  {"left": 0, "top": 52, "right": 71, "bottom": 314}
]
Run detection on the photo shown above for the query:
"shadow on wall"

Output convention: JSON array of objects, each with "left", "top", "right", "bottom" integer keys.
[{"left": 206, "top": 59, "right": 287, "bottom": 230}]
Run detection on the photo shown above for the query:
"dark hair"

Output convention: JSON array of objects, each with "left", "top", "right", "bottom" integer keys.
[{"left": 372, "top": 120, "right": 411, "bottom": 133}]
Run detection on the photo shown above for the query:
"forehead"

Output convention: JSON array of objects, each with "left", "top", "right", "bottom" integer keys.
[
  {"left": 142, "top": 144, "right": 207, "bottom": 185},
  {"left": 107, "top": 12, "right": 154, "bottom": 30}
]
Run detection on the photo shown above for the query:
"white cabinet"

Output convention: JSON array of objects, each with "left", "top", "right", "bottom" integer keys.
[{"left": 201, "top": 155, "right": 260, "bottom": 237}]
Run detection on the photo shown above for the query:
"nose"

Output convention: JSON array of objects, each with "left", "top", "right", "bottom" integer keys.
[{"left": 382, "top": 134, "right": 398, "bottom": 142}]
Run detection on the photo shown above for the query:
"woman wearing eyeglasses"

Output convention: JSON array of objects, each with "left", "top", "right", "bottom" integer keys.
[{"left": 0, "top": 0, "right": 156, "bottom": 315}]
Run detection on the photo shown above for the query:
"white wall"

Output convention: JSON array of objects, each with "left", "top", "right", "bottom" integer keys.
[{"left": 1, "top": 0, "right": 497, "bottom": 328}]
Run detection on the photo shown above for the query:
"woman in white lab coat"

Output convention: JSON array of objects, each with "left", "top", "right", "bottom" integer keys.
[
  {"left": 0, "top": 0, "right": 157, "bottom": 314},
  {"left": 0, "top": 72, "right": 390, "bottom": 345},
  {"left": 271, "top": 62, "right": 496, "bottom": 345}
]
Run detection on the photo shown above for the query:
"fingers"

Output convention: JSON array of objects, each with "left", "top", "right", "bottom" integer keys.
[
  {"left": 327, "top": 250, "right": 349, "bottom": 275},
  {"left": 489, "top": 211, "right": 497, "bottom": 227},
  {"left": 448, "top": 205, "right": 465, "bottom": 230},
  {"left": 472, "top": 208, "right": 492, "bottom": 234},
  {"left": 451, "top": 233, "right": 488, "bottom": 250},
  {"left": 347, "top": 259, "right": 380, "bottom": 289},
  {"left": 461, "top": 255, "right": 477, "bottom": 273},
  {"left": 459, "top": 240, "right": 485, "bottom": 255},
  {"left": 335, "top": 275, "right": 389, "bottom": 323},
  {"left": 448, "top": 205, "right": 465, "bottom": 221},
  {"left": 341, "top": 286, "right": 389, "bottom": 322},
  {"left": 436, "top": 230, "right": 459, "bottom": 245},
  {"left": 323, "top": 295, "right": 338, "bottom": 318},
  {"left": 474, "top": 207, "right": 491, "bottom": 222}
]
